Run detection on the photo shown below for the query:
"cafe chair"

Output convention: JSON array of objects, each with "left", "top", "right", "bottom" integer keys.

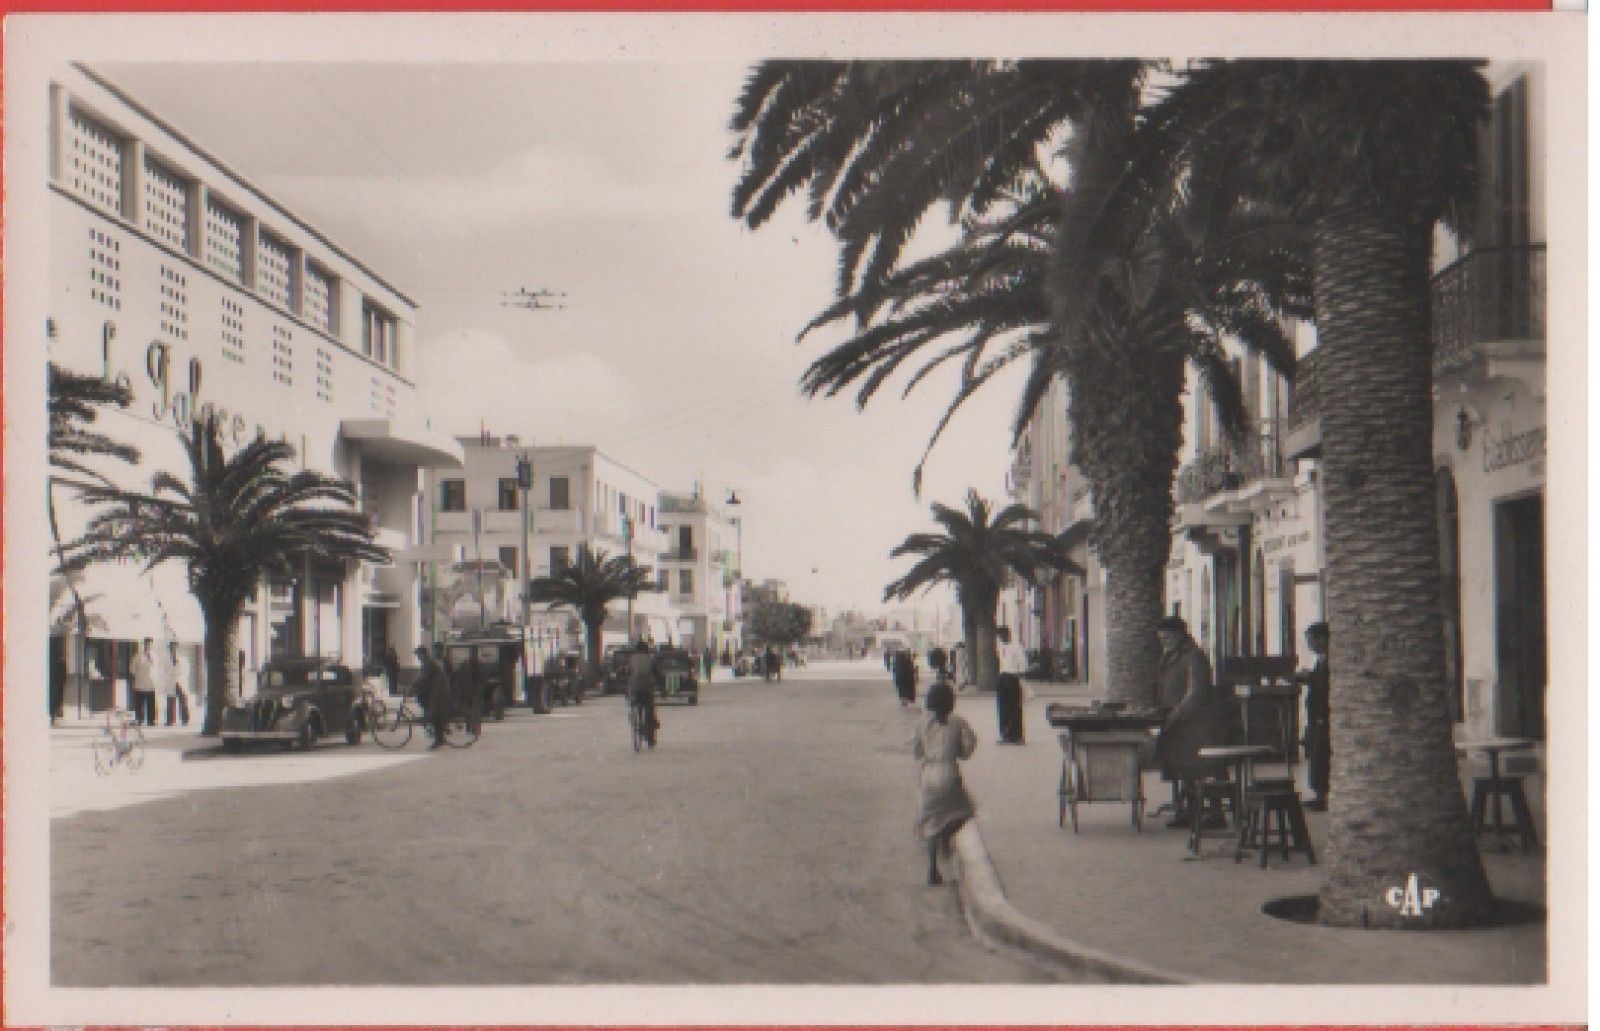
[
  {"left": 1234, "top": 785, "right": 1317, "bottom": 867},
  {"left": 1188, "top": 772, "right": 1239, "bottom": 856},
  {"left": 1469, "top": 774, "right": 1539, "bottom": 854}
]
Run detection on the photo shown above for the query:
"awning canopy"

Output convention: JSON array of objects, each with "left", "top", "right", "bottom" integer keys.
[
  {"left": 52, "top": 560, "right": 204, "bottom": 642},
  {"left": 341, "top": 418, "right": 465, "bottom": 469}
]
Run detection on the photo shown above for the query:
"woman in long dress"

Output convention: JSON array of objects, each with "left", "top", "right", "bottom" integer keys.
[{"left": 913, "top": 682, "right": 977, "bottom": 885}]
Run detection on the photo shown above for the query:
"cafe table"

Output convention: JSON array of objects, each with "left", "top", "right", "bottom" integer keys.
[
  {"left": 1195, "top": 744, "right": 1276, "bottom": 824},
  {"left": 1455, "top": 737, "right": 1538, "bottom": 852}
]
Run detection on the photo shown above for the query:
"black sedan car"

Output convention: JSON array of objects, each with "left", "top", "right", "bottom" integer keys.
[{"left": 220, "top": 657, "right": 368, "bottom": 752}]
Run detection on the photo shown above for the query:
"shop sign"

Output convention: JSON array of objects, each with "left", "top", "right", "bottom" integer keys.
[
  {"left": 1482, "top": 422, "right": 1546, "bottom": 475},
  {"left": 1262, "top": 529, "right": 1312, "bottom": 555},
  {"left": 100, "top": 322, "right": 267, "bottom": 444}
]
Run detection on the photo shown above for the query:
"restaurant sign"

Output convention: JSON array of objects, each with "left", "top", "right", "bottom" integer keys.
[
  {"left": 101, "top": 322, "right": 266, "bottom": 444},
  {"left": 1262, "top": 529, "right": 1312, "bottom": 555},
  {"left": 1482, "top": 422, "right": 1546, "bottom": 475}
]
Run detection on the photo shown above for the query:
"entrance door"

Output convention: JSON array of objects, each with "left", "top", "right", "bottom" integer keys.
[{"left": 1493, "top": 493, "right": 1545, "bottom": 739}]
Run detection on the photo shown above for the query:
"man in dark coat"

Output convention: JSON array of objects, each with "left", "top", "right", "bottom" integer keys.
[
  {"left": 626, "top": 640, "right": 661, "bottom": 745},
  {"left": 413, "top": 646, "right": 449, "bottom": 750},
  {"left": 1153, "top": 616, "right": 1236, "bottom": 825},
  {"left": 1300, "top": 622, "right": 1331, "bottom": 811}
]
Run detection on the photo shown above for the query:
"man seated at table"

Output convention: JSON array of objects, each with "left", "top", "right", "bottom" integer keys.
[{"left": 1153, "top": 616, "right": 1239, "bottom": 828}]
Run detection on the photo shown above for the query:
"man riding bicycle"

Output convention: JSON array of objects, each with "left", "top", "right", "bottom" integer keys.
[{"left": 626, "top": 639, "right": 661, "bottom": 748}]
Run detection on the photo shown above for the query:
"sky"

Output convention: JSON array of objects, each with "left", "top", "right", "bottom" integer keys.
[{"left": 99, "top": 59, "right": 1023, "bottom": 617}]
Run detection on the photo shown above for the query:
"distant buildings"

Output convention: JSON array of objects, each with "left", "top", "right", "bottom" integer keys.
[{"left": 657, "top": 489, "right": 742, "bottom": 656}]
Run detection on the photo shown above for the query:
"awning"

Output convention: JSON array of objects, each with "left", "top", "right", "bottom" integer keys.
[
  {"left": 340, "top": 418, "right": 465, "bottom": 469},
  {"left": 53, "top": 560, "right": 204, "bottom": 642}
]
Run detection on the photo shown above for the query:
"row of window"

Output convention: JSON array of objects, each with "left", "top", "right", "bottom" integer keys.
[
  {"left": 64, "top": 102, "right": 401, "bottom": 371},
  {"left": 438, "top": 476, "right": 656, "bottom": 529},
  {"left": 486, "top": 543, "right": 695, "bottom": 595}
]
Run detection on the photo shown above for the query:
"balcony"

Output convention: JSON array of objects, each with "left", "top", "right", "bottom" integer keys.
[
  {"left": 1176, "top": 420, "right": 1290, "bottom": 506},
  {"left": 660, "top": 546, "right": 698, "bottom": 562},
  {"left": 1431, "top": 244, "right": 1546, "bottom": 377}
]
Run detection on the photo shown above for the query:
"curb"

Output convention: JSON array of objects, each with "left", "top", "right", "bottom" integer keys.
[{"left": 950, "top": 820, "right": 1187, "bottom": 985}]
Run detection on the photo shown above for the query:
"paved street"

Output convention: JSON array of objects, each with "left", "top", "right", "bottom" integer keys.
[{"left": 51, "top": 664, "right": 1072, "bottom": 985}]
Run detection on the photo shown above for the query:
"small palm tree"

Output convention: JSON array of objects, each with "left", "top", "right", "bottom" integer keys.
[
  {"left": 884, "top": 490, "right": 1077, "bottom": 692},
  {"left": 48, "top": 362, "right": 139, "bottom": 719},
  {"left": 526, "top": 543, "right": 658, "bottom": 687},
  {"left": 63, "top": 415, "right": 388, "bottom": 735}
]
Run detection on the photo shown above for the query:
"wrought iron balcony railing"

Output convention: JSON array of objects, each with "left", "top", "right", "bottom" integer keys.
[
  {"left": 1431, "top": 244, "right": 1546, "bottom": 373},
  {"left": 1176, "top": 419, "right": 1290, "bottom": 504}
]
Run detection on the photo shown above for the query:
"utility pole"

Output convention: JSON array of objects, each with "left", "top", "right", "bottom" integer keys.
[
  {"left": 472, "top": 508, "right": 485, "bottom": 630},
  {"left": 623, "top": 514, "right": 635, "bottom": 643},
  {"left": 516, "top": 453, "right": 534, "bottom": 710}
]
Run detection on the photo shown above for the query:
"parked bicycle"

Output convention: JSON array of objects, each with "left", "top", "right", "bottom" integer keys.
[
  {"left": 367, "top": 689, "right": 480, "bottom": 749},
  {"left": 93, "top": 709, "right": 146, "bottom": 775}
]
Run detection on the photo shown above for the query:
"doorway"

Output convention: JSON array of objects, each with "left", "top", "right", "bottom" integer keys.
[{"left": 1493, "top": 493, "right": 1545, "bottom": 739}]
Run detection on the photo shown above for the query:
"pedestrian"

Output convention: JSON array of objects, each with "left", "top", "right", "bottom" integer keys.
[
  {"left": 383, "top": 646, "right": 401, "bottom": 697},
  {"left": 412, "top": 645, "right": 449, "bottom": 750},
  {"left": 995, "top": 626, "right": 1028, "bottom": 744},
  {"left": 763, "top": 644, "right": 779, "bottom": 683},
  {"left": 164, "top": 640, "right": 190, "bottom": 727},
  {"left": 891, "top": 649, "right": 918, "bottom": 706},
  {"left": 1153, "top": 615, "right": 1236, "bottom": 827},
  {"left": 1300, "top": 621, "right": 1331, "bottom": 811},
  {"left": 129, "top": 637, "right": 159, "bottom": 727},
  {"left": 49, "top": 645, "right": 66, "bottom": 726},
  {"left": 626, "top": 639, "right": 661, "bottom": 747},
  {"left": 927, "top": 647, "right": 951, "bottom": 687},
  {"left": 702, "top": 646, "right": 714, "bottom": 683},
  {"left": 914, "top": 681, "right": 977, "bottom": 886}
]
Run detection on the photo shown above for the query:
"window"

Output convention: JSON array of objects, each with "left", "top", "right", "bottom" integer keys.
[
  {"left": 362, "top": 301, "right": 397, "bottom": 367},
  {"left": 142, "top": 156, "right": 190, "bottom": 250},
  {"left": 67, "top": 107, "right": 124, "bottom": 215},
  {"left": 550, "top": 546, "right": 569, "bottom": 572},
  {"left": 678, "top": 569, "right": 694, "bottom": 596},
  {"left": 549, "top": 476, "right": 570, "bottom": 510},
  {"left": 678, "top": 526, "right": 694, "bottom": 555},
  {"left": 497, "top": 546, "right": 519, "bottom": 577},
  {"left": 257, "top": 232, "right": 295, "bottom": 310},
  {"left": 657, "top": 569, "right": 669, "bottom": 592},
  {"left": 304, "top": 263, "right": 337, "bottom": 334},
  {"left": 204, "top": 197, "right": 246, "bottom": 283},
  {"left": 440, "top": 479, "right": 466, "bottom": 512},
  {"left": 498, "top": 478, "right": 519, "bottom": 511}
]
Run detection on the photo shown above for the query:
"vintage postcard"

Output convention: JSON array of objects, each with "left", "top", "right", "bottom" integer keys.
[{"left": 3, "top": 9, "right": 1586, "bottom": 1027}]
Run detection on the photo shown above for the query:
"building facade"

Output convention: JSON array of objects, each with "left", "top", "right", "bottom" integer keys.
[
  {"left": 421, "top": 439, "right": 673, "bottom": 660},
  {"left": 656, "top": 489, "right": 741, "bottom": 657},
  {"left": 45, "top": 64, "right": 461, "bottom": 716}
]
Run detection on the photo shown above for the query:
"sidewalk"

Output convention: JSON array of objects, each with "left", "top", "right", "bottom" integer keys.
[{"left": 945, "top": 684, "right": 1547, "bottom": 984}]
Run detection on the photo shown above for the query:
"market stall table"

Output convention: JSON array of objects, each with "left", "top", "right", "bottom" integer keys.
[{"left": 1047, "top": 704, "right": 1165, "bottom": 833}]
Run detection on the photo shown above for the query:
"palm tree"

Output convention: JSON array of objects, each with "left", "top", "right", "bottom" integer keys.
[
  {"left": 884, "top": 490, "right": 1078, "bottom": 693},
  {"left": 1120, "top": 59, "right": 1496, "bottom": 930},
  {"left": 526, "top": 543, "right": 658, "bottom": 688},
  {"left": 48, "top": 362, "right": 138, "bottom": 720},
  {"left": 61, "top": 415, "right": 388, "bottom": 735}
]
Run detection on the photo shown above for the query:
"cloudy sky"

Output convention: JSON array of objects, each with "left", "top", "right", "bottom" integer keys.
[{"left": 98, "top": 57, "right": 1023, "bottom": 617}]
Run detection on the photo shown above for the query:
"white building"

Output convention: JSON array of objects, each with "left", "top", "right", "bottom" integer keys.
[
  {"left": 656, "top": 489, "right": 742, "bottom": 658},
  {"left": 421, "top": 439, "right": 673, "bottom": 659},
  {"left": 44, "top": 64, "right": 461, "bottom": 715}
]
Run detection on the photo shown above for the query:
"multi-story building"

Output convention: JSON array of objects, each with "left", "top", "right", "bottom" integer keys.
[
  {"left": 421, "top": 438, "right": 672, "bottom": 659},
  {"left": 656, "top": 489, "right": 741, "bottom": 657},
  {"left": 44, "top": 64, "right": 461, "bottom": 714}
]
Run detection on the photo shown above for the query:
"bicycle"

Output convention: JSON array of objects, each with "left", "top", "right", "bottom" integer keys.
[
  {"left": 628, "top": 693, "right": 656, "bottom": 752},
  {"left": 369, "top": 690, "right": 479, "bottom": 749},
  {"left": 93, "top": 709, "right": 146, "bottom": 775}
]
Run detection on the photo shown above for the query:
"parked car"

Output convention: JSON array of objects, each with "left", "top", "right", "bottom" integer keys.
[
  {"left": 655, "top": 647, "right": 699, "bottom": 705},
  {"left": 602, "top": 645, "right": 633, "bottom": 695},
  {"left": 220, "top": 657, "right": 367, "bottom": 752},
  {"left": 445, "top": 636, "right": 520, "bottom": 721}
]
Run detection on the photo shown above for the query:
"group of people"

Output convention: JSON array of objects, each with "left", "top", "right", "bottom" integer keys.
[
  {"left": 126, "top": 637, "right": 191, "bottom": 728},
  {"left": 906, "top": 614, "right": 1333, "bottom": 884}
]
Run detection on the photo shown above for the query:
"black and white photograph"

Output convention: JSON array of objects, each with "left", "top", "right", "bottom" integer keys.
[{"left": 3, "top": 11, "right": 1586, "bottom": 1026}]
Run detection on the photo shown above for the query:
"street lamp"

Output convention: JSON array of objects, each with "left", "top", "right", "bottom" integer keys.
[
  {"left": 725, "top": 491, "right": 743, "bottom": 658},
  {"left": 515, "top": 454, "right": 535, "bottom": 709}
]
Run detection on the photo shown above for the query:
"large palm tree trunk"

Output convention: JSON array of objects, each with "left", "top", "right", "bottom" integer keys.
[
  {"left": 1312, "top": 209, "right": 1491, "bottom": 928},
  {"left": 199, "top": 601, "right": 239, "bottom": 737},
  {"left": 972, "top": 618, "right": 1000, "bottom": 695}
]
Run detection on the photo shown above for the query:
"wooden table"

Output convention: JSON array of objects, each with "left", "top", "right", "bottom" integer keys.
[
  {"left": 1455, "top": 737, "right": 1538, "bottom": 849},
  {"left": 1196, "top": 744, "right": 1276, "bottom": 823}
]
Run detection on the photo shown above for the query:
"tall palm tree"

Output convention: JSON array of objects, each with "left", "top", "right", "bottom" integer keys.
[
  {"left": 1122, "top": 60, "right": 1495, "bottom": 927},
  {"left": 884, "top": 490, "right": 1078, "bottom": 693},
  {"left": 526, "top": 543, "right": 658, "bottom": 687},
  {"left": 48, "top": 362, "right": 139, "bottom": 719},
  {"left": 61, "top": 415, "right": 388, "bottom": 735}
]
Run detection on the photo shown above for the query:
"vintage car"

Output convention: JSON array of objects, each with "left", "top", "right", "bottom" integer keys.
[
  {"left": 444, "top": 636, "right": 522, "bottom": 721},
  {"left": 220, "top": 657, "right": 367, "bottom": 752},
  {"left": 602, "top": 645, "right": 634, "bottom": 695},
  {"left": 654, "top": 647, "right": 700, "bottom": 705},
  {"left": 546, "top": 652, "right": 587, "bottom": 706}
]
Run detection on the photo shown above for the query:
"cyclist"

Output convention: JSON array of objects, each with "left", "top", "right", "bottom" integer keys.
[
  {"left": 626, "top": 639, "right": 661, "bottom": 748},
  {"left": 413, "top": 645, "right": 449, "bottom": 750}
]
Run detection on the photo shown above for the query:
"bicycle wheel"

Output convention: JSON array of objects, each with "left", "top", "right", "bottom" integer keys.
[
  {"left": 124, "top": 727, "right": 146, "bottom": 771},
  {"left": 92, "top": 734, "right": 115, "bottom": 775},
  {"left": 443, "top": 709, "right": 479, "bottom": 748},
  {"left": 629, "top": 704, "right": 643, "bottom": 752},
  {"left": 370, "top": 699, "right": 414, "bottom": 749}
]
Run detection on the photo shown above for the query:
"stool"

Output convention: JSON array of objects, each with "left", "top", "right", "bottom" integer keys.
[
  {"left": 1188, "top": 777, "right": 1238, "bottom": 855},
  {"left": 1234, "top": 788, "right": 1317, "bottom": 867},
  {"left": 1469, "top": 775, "right": 1539, "bottom": 853}
]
